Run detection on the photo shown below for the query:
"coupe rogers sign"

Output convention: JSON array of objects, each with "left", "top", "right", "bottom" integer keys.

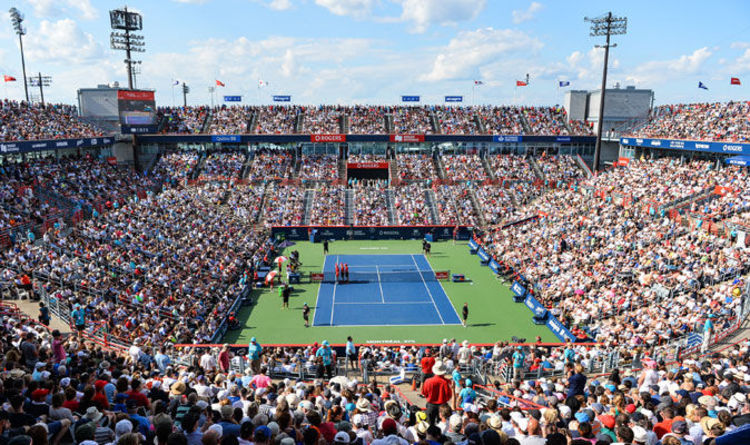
[{"left": 310, "top": 134, "right": 346, "bottom": 143}]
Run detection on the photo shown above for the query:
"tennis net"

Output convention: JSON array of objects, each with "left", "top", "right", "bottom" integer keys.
[{"left": 311, "top": 269, "right": 449, "bottom": 283}]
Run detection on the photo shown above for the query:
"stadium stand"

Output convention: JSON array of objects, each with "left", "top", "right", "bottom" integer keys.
[{"left": 0, "top": 101, "right": 105, "bottom": 141}]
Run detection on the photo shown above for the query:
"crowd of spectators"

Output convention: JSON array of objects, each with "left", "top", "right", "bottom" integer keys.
[
  {"left": 302, "top": 106, "right": 345, "bottom": 134},
  {"left": 251, "top": 106, "right": 302, "bottom": 135},
  {"left": 392, "top": 107, "right": 434, "bottom": 134},
  {"left": 200, "top": 153, "right": 247, "bottom": 180},
  {"left": 309, "top": 186, "right": 345, "bottom": 226},
  {"left": 521, "top": 107, "right": 571, "bottom": 136},
  {"left": 247, "top": 152, "right": 295, "bottom": 181},
  {"left": 442, "top": 155, "right": 487, "bottom": 182},
  {"left": 352, "top": 181, "right": 390, "bottom": 226},
  {"left": 299, "top": 156, "right": 338, "bottom": 182},
  {"left": 475, "top": 107, "right": 524, "bottom": 135},
  {"left": 473, "top": 187, "right": 523, "bottom": 226},
  {"left": 633, "top": 102, "right": 750, "bottom": 142},
  {"left": 397, "top": 155, "right": 436, "bottom": 182},
  {"left": 394, "top": 184, "right": 432, "bottom": 225},
  {"left": 0, "top": 101, "right": 106, "bottom": 142},
  {"left": 433, "top": 185, "right": 480, "bottom": 226},
  {"left": 150, "top": 152, "right": 200, "bottom": 184},
  {"left": 207, "top": 107, "right": 250, "bottom": 134},
  {"left": 436, "top": 107, "right": 480, "bottom": 135},
  {"left": 487, "top": 155, "right": 536, "bottom": 182},
  {"left": 262, "top": 183, "right": 306, "bottom": 226},
  {"left": 348, "top": 106, "right": 387, "bottom": 134},
  {"left": 536, "top": 155, "right": 584, "bottom": 183},
  {"left": 158, "top": 107, "right": 209, "bottom": 134}
]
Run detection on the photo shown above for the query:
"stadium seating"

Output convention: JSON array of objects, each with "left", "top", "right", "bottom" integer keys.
[{"left": 0, "top": 100, "right": 106, "bottom": 141}]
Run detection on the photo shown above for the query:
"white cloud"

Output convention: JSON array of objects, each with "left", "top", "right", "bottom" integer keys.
[
  {"left": 422, "top": 27, "right": 543, "bottom": 81},
  {"left": 730, "top": 42, "right": 750, "bottom": 50},
  {"left": 512, "top": 2, "right": 543, "bottom": 24},
  {"left": 394, "top": 0, "right": 486, "bottom": 33},
  {"left": 25, "top": 19, "right": 103, "bottom": 63},
  {"left": 315, "top": 0, "right": 376, "bottom": 18},
  {"left": 624, "top": 47, "right": 712, "bottom": 85},
  {"left": 25, "top": 0, "right": 98, "bottom": 20},
  {"left": 251, "top": 0, "right": 294, "bottom": 10}
]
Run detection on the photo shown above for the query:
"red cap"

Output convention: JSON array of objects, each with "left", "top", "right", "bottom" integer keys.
[
  {"left": 31, "top": 389, "right": 50, "bottom": 401},
  {"left": 382, "top": 418, "right": 398, "bottom": 435},
  {"left": 598, "top": 414, "right": 615, "bottom": 430},
  {"left": 625, "top": 404, "right": 636, "bottom": 414}
]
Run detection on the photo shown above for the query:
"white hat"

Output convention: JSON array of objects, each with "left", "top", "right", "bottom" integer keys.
[
  {"left": 431, "top": 360, "right": 448, "bottom": 376},
  {"left": 115, "top": 420, "right": 133, "bottom": 438},
  {"left": 208, "top": 424, "right": 223, "bottom": 437},
  {"left": 632, "top": 426, "right": 648, "bottom": 443},
  {"left": 334, "top": 432, "right": 350, "bottom": 443},
  {"left": 356, "top": 398, "right": 372, "bottom": 412}
]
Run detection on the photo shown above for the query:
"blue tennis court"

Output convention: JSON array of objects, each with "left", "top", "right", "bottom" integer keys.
[{"left": 312, "top": 254, "right": 462, "bottom": 326}]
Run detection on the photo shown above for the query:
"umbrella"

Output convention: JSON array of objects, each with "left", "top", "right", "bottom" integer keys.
[
  {"left": 265, "top": 270, "right": 278, "bottom": 283},
  {"left": 273, "top": 256, "right": 287, "bottom": 265},
  {"left": 574, "top": 289, "right": 585, "bottom": 295}
]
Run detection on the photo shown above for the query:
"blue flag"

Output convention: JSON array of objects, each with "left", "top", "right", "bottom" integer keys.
[
  {"left": 698, "top": 81, "right": 708, "bottom": 90},
  {"left": 559, "top": 80, "right": 570, "bottom": 87}
]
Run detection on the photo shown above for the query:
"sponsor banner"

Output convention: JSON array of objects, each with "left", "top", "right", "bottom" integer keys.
[
  {"left": 620, "top": 137, "right": 750, "bottom": 156},
  {"left": 223, "top": 95, "right": 242, "bottom": 102},
  {"left": 546, "top": 316, "right": 576, "bottom": 342},
  {"left": 555, "top": 136, "right": 571, "bottom": 143},
  {"left": 477, "top": 248, "right": 489, "bottom": 263},
  {"left": 310, "top": 273, "right": 325, "bottom": 282},
  {"left": 434, "top": 271, "right": 449, "bottom": 280},
  {"left": 347, "top": 161, "right": 389, "bottom": 169},
  {"left": 106, "top": 156, "right": 118, "bottom": 166},
  {"left": 401, "top": 95, "right": 420, "bottom": 102},
  {"left": 271, "top": 225, "right": 471, "bottom": 241},
  {"left": 311, "top": 134, "right": 346, "bottom": 143},
  {"left": 524, "top": 294, "right": 548, "bottom": 318},
  {"left": 0, "top": 137, "right": 113, "bottom": 154},
  {"left": 122, "top": 124, "right": 158, "bottom": 134},
  {"left": 390, "top": 134, "right": 425, "bottom": 143},
  {"left": 273, "top": 95, "right": 291, "bottom": 102},
  {"left": 488, "top": 259, "right": 500, "bottom": 274},
  {"left": 493, "top": 135, "right": 522, "bottom": 143},
  {"left": 211, "top": 135, "right": 241, "bottom": 143},
  {"left": 468, "top": 239, "right": 478, "bottom": 250},
  {"left": 445, "top": 96, "right": 463, "bottom": 102},
  {"left": 117, "top": 90, "right": 155, "bottom": 101},
  {"left": 510, "top": 281, "right": 526, "bottom": 297}
]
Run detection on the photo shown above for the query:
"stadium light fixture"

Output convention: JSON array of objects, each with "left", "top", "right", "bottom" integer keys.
[
  {"left": 182, "top": 82, "right": 190, "bottom": 107},
  {"left": 9, "top": 7, "right": 29, "bottom": 102},
  {"left": 109, "top": 7, "right": 145, "bottom": 89},
  {"left": 26, "top": 73, "right": 51, "bottom": 106},
  {"left": 585, "top": 12, "right": 627, "bottom": 172}
]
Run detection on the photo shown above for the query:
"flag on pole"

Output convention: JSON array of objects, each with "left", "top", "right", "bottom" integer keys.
[
  {"left": 516, "top": 80, "right": 528, "bottom": 87},
  {"left": 558, "top": 80, "right": 570, "bottom": 87},
  {"left": 474, "top": 80, "right": 484, "bottom": 85},
  {"left": 258, "top": 79, "right": 268, "bottom": 88},
  {"left": 730, "top": 77, "right": 741, "bottom": 85},
  {"left": 172, "top": 79, "right": 179, "bottom": 86},
  {"left": 216, "top": 80, "right": 225, "bottom": 87},
  {"left": 698, "top": 81, "right": 708, "bottom": 90},
  {"left": 3, "top": 75, "right": 16, "bottom": 82}
]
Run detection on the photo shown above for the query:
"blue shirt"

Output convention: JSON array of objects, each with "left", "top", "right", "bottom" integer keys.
[
  {"left": 72, "top": 309, "right": 85, "bottom": 326},
  {"left": 346, "top": 341, "right": 355, "bottom": 355},
  {"left": 512, "top": 351, "right": 525, "bottom": 368},
  {"left": 248, "top": 342, "right": 262, "bottom": 360},
  {"left": 316, "top": 346, "right": 333, "bottom": 366}
]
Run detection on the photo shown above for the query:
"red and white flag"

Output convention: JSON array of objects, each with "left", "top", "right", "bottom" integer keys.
[
  {"left": 516, "top": 80, "right": 528, "bottom": 87},
  {"left": 3, "top": 75, "right": 16, "bottom": 82},
  {"left": 730, "top": 77, "right": 741, "bottom": 85},
  {"left": 216, "top": 80, "right": 225, "bottom": 87}
]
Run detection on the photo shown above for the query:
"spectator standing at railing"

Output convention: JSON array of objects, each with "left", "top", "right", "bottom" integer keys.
[
  {"left": 702, "top": 314, "right": 715, "bottom": 353},
  {"left": 248, "top": 337, "right": 262, "bottom": 374},
  {"left": 422, "top": 361, "right": 453, "bottom": 425}
]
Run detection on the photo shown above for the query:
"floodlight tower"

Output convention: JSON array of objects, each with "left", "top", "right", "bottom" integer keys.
[
  {"left": 27, "top": 73, "right": 52, "bottom": 106},
  {"left": 585, "top": 12, "right": 627, "bottom": 172},
  {"left": 9, "top": 7, "right": 29, "bottom": 102},
  {"left": 110, "top": 7, "right": 145, "bottom": 89}
]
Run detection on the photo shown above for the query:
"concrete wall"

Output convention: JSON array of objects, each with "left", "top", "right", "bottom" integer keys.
[
  {"left": 564, "top": 91, "right": 589, "bottom": 121},
  {"left": 111, "top": 139, "right": 134, "bottom": 164}
]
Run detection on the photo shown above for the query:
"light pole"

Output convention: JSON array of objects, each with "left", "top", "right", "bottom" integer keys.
[
  {"left": 9, "top": 7, "right": 29, "bottom": 102},
  {"left": 110, "top": 7, "right": 145, "bottom": 89},
  {"left": 208, "top": 86, "right": 215, "bottom": 107},
  {"left": 182, "top": 83, "right": 190, "bottom": 107},
  {"left": 585, "top": 12, "right": 627, "bottom": 172},
  {"left": 27, "top": 73, "right": 51, "bottom": 106}
]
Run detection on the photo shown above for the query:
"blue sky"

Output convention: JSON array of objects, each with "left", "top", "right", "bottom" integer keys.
[{"left": 0, "top": 0, "right": 748, "bottom": 107}]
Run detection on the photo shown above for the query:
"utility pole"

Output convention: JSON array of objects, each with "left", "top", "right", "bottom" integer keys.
[
  {"left": 585, "top": 12, "right": 627, "bottom": 172},
  {"left": 9, "top": 8, "right": 29, "bottom": 102},
  {"left": 110, "top": 7, "right": 145, "bottom": 90}
]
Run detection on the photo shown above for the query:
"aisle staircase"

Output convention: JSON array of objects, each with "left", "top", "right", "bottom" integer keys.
[
  {"left": 302, "top": 189, "right": 314, "bottom": 225},
  {"left": 433, "top": 155, "right": 447, "bottom": 180},
  {"left": 468, "top": 188, "right": 487, "bottom": 226},
  {"left": 481, "top": 156, "right": 496, "bottom": 181},
  {"left": 338, "top": 158, "right": 347, "bottom": 183},
  {"left": 385, "top": 189, "right": 397, "bottom": 225},
  {"left": 345, "top": 189, "right": 355, "bottom": 225},
  {"left": 528, "top": 157, "right": 545, "bottom": 181},
  {"left": 424, "top": 188, "right": 440, "bottom": 224}
]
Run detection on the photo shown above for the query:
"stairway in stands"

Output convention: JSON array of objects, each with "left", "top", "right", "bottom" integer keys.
[
  {"left": 481, "top": 155, "right": 496, "bottom": 181},
  {"left": 344, "top": 189, "right": 355, "bottom": 225},
  {"left": 338, "top": 158, "right": 347, "bottom": 183},
  {"left": 247, "top": 111, "right": 258, "bottom": 134},
  {"left": 389, "top": 159, "right": 399, "bottom": 185},
  {"left": 467, "top": 188, "right": 487, "bottom": 226},
  {"left": 239, "top": 151, "right": 253, "bottom": 179},
  {"left": 302, "top": 189, "right": 314, "bottom": 225},
  {"left": 519, "top": 112, "right": 532, "bottom": 134},
  {"left": 424, "top": 188, "right": 440, "bottom": 224},
  {"left": 201, "top": 110, "right": 213, "bottom": 133},
  {"left": 429, "top": 111, "right": 441, "bottom": 134},
  {"left": 433, "top": 155, "right": 447, "bottom": 180},
  {"left": 473, "top": 114, "right": 486, "bottom": 133},
  {"left": 528, "top": 157, "right": 545, "bottom": 181},
  {"left": 385, "top": 189, "right": 397, "bottom": 225}
]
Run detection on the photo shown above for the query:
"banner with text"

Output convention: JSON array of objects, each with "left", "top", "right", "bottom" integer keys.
[
  {"left": 390, "top": 134, "right": 425, "bottom": 143},
  {"left": 620, "top": 137, "right": 750, "bottom": 156},
  {"left": 311, "top": 134, "right": 346, "bottom": 143},
  {"left": 224, "top": 95, "right": 242, "bottom": 102},
  {"left": 347, "top": 161, "right": 389, "bottom": 169},
  {"left": 445, "top": 96, "right": 463, "bottom": 102},
  {"left": 273, "top": 95, "right": 291, "bottom": 102},
  {"left": 401, "top": 95, "right": 420, "bottom": 102}
]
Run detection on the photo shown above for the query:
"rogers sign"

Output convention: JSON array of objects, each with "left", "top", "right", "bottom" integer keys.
[{"left": 310, "top": 134, "right": 346, "bottom": 143}]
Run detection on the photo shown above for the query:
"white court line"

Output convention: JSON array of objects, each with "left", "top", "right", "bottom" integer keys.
[
  {"left": 330, "top": 255, "right": 338, "bottom": 326},
  {"left": 376, "top": 265, "right": 385, "bottom": 303},
  {"left": 411, "top": 254, "right": 445, "bottom": 325},
  {"left": 334, "top": 301, "right": 434, "bottom": 305}
]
